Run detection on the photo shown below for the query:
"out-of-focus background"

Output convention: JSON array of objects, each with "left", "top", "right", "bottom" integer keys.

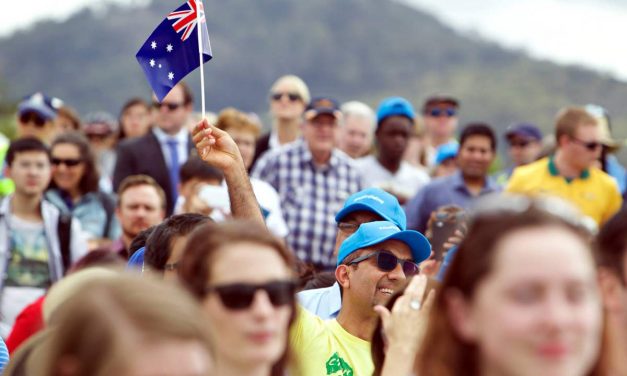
[{"left": 0, "top": 0, "right": 625, "bottom": 160}]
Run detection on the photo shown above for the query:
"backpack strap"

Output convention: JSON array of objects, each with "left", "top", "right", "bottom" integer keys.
[
  {"left": 57, "top": 213, "right": 72, "bottom": 275},
  {"left": 97, "top": 191, "right": 115, "bottom": 238}
]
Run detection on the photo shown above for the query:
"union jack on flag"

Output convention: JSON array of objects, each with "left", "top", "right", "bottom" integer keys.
[
  {"left": 167, "top": 0, "right": 205, "bottom": 42},
  {"left": 135, "top": 0, "right": 212, "bottom": 101}
]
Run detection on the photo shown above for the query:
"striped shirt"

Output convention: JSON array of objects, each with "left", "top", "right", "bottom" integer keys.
[{"left": 252, "top": 140, "right": 362, "bottom": 268}]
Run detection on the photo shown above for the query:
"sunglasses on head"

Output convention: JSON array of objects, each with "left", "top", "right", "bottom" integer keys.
[
  {"left": 571, "top": 137, "right": 601, "bottom": 151},
  {"left": 51, "top": 157, "right": 83, "bottom": 167},
  {"left": 348, "top": 250, "right": 420, "bottom": 276},
  {"left": 427, "top": 108, "right": 456, "bottom": 117},
  {"left": 205, "top": 280, "right": 296, "bottom": 310},
  {"left": 152, "top": 101, "right": 184, "bottom": 111},
  {"left": 19, "top": 112, "right": 47, "bottom": 127},
  {"left": 271, "top": 92, "right": 302, "bottom": 102}
]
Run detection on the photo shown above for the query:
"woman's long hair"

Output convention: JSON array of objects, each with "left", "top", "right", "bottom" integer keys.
[{"left": 49, "top": 132, "right": 100, "bottom": 195}]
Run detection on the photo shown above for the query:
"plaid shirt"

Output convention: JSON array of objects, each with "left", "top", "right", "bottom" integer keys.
[{"left": 252, "top": 140, "right": 362, "bottom": 268}]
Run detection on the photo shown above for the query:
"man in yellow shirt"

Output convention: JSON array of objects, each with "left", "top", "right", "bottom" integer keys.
[
  {"left": 290, "top": 220, "right": 431, "bottom": 376},
  {"left": 506, "top": 107, "right": 622, "bottom": 226}
]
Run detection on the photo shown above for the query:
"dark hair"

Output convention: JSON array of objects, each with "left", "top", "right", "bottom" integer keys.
[
  {"left": 128, "top": 225, "right": 157, "bottom": 259},
  {"left": 415, "top": 197, "right": 604, "bottom": 376},
  {"left": 144, "top": 213, "right": 210, "bottom": 271},
  {"left": 178, "top": 81, "right": 194, "bottom": 105},
  {"left": 118, "top": 97, "right": 150, "bottom": 139},
  {"left": 178, "top": 220, "right": 296, "bottom": 376},
  {"left": 459, "top": 123, "right": 497, "bottom": 151},
  {"left": 6, "top": 137, "right": 50, "bottom": 166},
  {"left": 49, "top": 132, "right": 100, "bottom": 194},
  {"left": 596, "top": 208, "right": 627, "bottom": 280},
  {"left": 179, "top": 157, "right": 223, "bottom": 185},
  {"left": 117, "top": 175, "right": 166, "bottom": 210},
  {"left": 301, "top": 271, "right": 336, "bottom": 290},
  {"left": 68, "top": 248, "right": 126, "bottom": 274}
]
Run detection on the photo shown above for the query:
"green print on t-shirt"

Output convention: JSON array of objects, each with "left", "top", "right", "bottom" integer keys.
[{"left": 325, "top": 352, "right": 354, "bottom": 376}]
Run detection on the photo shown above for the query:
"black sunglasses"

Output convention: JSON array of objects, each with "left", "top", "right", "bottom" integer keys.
[
  {"left": 348, "top": 250, "right": 420, "bottom": 276},
  {"left": 19, "top": 112, "right": 46, "bottom": 127},
  {"left": 271, "top": 92, "right": 302, "bottom": 102},
  {"left": 509, "top": 139, "right": 530, "bottom": 148},
  {"left": 51, "top": 157, "right": 83, "bottom": 167},
  {"left": 427, "top": 108, "right": 456, "bottom": 117},
  {"left": 571, "top": 137, "right": 601, "bottom": 151},
  {"left": 152, "top": 101, "right": 184, "bottom": 111},
  {"left": 205, "top": 280, "right": 296, "bottom": 310}
]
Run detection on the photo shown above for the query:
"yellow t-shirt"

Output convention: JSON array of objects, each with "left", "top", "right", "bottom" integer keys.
[
  {"left": 506, "top": 157, "right": 622, "bottom": 226},
  {"left": 290, "top": 307, "right": 373, "bottom": 376}
]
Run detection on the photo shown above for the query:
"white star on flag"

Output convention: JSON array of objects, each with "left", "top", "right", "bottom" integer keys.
[
  {"left": 158, "top": 64, "right": 162, "bottom": 68},
  {"left": 149, "top": 59, "right": 155, "bottom": 67},
  {"left": 168, "top": 72, "right": 174, "bottom": 80},
  {"left": 151, "top": 41, "right": 157, "bottom": 49},
  {"left": 166, "top": 44, "right": 173, "bottom": 52}
]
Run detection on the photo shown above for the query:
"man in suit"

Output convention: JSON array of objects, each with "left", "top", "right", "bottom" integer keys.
[{"left": 113, "top": 82, "right": 194, "bottom": 215}]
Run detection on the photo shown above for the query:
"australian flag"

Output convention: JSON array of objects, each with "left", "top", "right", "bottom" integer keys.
[{"left": 136, "top": 0, "right": 212, "bottom": 101}]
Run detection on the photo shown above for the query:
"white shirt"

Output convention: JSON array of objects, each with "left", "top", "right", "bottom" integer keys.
[
  {"left": 355, "top": 155, "right": 430, "bottom": 199},
  {"left": 152, "top": 127, "right": 190, "bottom": 168}
]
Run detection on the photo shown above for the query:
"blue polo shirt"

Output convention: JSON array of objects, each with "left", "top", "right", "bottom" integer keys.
[
  {"left": 297, "top": 282, "right": 342, "bottom": 320},
  {"left": 405, "top": 171, "right": 500, "bottom": 233}
]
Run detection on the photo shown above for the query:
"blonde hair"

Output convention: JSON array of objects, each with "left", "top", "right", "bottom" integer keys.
[
  {"left": 35, "top": 274, "right": 213, "bottom": 376},
  {"left": 216, "top": 107, "right": 260, "bottom": 137},
  {"left": 555, "top": 107, "right": 597, "bottom": 141},
  {"left": 270, "top": 75, "right": 311, "bottom": 105}
]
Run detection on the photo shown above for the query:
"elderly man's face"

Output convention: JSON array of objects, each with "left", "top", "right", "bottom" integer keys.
[
  {"left": 338, "top": 115, "right": 373, "bottom": 159},
  {"left": 302, "top": 113, "right": 339, "bottom": 158}
]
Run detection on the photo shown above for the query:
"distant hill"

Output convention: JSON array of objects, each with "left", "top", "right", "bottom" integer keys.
[{"left": 1, "top": 0, "right": 626, "bottom": 148}]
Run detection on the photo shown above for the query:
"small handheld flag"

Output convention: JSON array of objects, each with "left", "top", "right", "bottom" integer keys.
[{"left": 136, "top": 0, "right": 212, "bottom": 102}]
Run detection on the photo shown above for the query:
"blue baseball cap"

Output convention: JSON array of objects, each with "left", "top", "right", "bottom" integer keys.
[
  {"left": 18, "top": 92, "right": 59, "bottom": 121},
  {"left": 435, "top": 141, "right": 459, "bottom": 165},
  {"left": 337, "top": 221, "right": 431, "bottom": 265},
  {"left": 335, "top": 188, "right": 406, "bottom": 230},
  {"left": 376, "top": 97, "right": 415, "bottom": 126},
  {"left": 505, "top": 123, "right": 542, "bottom": 141}
]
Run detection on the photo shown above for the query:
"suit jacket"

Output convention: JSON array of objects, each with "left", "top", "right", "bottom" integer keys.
[{"left": 113, "top": 130, "right": 194, "bottom": 216}]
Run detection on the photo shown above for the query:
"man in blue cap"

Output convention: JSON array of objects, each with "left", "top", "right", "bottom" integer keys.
[
  {"left": 291, "top": 220, "right": 431, "bottom": 376},
  {"left": 495, "top": 122, "right": 543, "bottom": 186},
  {"left": 298, "top": 187, "right": 409, "bottom": 319},
  {"left": 355, "top": 97, "right": 430, "bottom": 204}
]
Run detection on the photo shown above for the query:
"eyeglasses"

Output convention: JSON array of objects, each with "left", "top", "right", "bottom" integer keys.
[
  {"left": 205, "top": 280, "right": 296, "bottom": 310},
  {"left": 270, "top": 92, "right": 302, "bottom": 102},
  {"left": 570, "top": 137, "right": 601, "bottom": 151},
  {"left": 152, "top": 101, "right": 184, "bottom": 111},
  {"left": 51, "top": 157, "right": 83, "bottom": 167},
  {"left": 508, "top": 139, "right": 531, "bottom": 148},
  {"left": 348, "top": 250, "right": 420, "bottom": 276},
  {"left": 337, "top": 221, "right": 360, "bottom": 234},
  {"left": 427, "top": 108, "right": 456, "bottom": 117},
  {"left": 19, "top": 112, "right": 47, "bottom": 127}
]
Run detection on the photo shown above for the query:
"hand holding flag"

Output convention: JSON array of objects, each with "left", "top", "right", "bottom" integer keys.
[{"left": 136, "top": 0, "right": 212, "bottom": 102}]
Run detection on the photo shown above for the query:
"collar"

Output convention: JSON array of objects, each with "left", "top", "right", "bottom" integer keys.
[
  {"left": 152, "top": 126, "right": 188, "bottom": 144},
  {"left": 452, "top": 170, "right": 498, "bottom": 193},
  {"left": 299, "top": 140, "right": 339, "bottom": 170},
  {"left": 548, "top": 155, "right": 590, "bottom": 181},
  {"left": 327, "top": 282, "right": 342, "bottom": 317},
  {"left": 269, "top": 130, "right": 281, "bottom": 150}
]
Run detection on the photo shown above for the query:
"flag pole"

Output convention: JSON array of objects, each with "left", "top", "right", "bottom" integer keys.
[{"left": 196, "top": 0, "right": 206, "bottom": 119}]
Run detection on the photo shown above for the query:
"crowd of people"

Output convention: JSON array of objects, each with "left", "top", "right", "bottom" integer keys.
[{"left": 0, "top": 73, "right": 625, "bottom": 375}]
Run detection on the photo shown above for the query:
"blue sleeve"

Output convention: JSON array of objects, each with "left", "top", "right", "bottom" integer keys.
[
  {"left": 0, "top": 337, "right": 9, "bottom": 373},
  {"left": 405, "top": 185, "right": 429, "bottom": 233}
]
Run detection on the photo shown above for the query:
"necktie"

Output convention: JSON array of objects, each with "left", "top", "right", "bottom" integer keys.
[{"left": 166, "top": 138, "right": 180, "bottom": 204}]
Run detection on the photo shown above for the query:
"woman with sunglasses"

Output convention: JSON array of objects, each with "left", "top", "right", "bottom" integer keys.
[
  {"left": 380, "top": 195, "right": 606, "bottom": 376},
  {"left": 251, "top": 75, "right": 310, "bottom": 168},
  {"left": 178, "top": 220, "right": 297, "bottom": 376},
  {"left": 46, "top": 132, "right": 119, "bottom": 246}
]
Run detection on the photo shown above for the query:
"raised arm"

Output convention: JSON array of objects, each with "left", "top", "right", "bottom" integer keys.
[{"left": 192, "top": 119, "right": 265, "bottom": 226}]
